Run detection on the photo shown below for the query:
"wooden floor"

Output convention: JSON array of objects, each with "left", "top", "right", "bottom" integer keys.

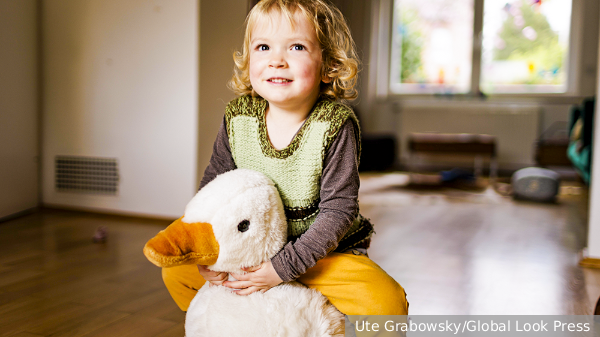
[
  {"left": 0, "top": 173, "right": 599, "bottom": 335},
  {"left": 361, "top": 173, "right": 600, "bottom": 315},
  {"left": 0, "top": 211, "right": 183, "bottom": 337}
]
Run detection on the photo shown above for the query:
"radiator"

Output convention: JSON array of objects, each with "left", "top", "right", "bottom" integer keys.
[{"left": 398, "top": 101, "right": 541, "bottom": 169}]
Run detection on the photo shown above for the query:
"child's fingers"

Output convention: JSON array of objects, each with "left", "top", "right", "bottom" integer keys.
[
  {"left": 223, "top": 280, "right": 253, "bottom": 289},
  {"left": 230, "top": 272, "right": 251, "bottom": 281},
  {"left": 210, "top": 272, "right": 228, "bottom": 281},
  {"left": 210, "top": 279, "right": 227, "bottom": 286},
  {"left": 234, "top": 286, "right": 263, "bottom": 296},
  {"left": 197, "top": 265, "right": 211, "bottom": 274},
  {"left": 205, "top": 275, "right": 227, "bottom": 284},
  {"left": 198, "top": 265, "right": 227, "bottom": 279},
  {"left": 242, "top": 264, "right": 262, "bottom": 272}
]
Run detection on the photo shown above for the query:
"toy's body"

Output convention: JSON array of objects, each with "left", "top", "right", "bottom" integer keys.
[
  {"left": 144, "top": 169, "right": 343, "bottom": 337},
  {"left": 187, "top": 281, "right": 343, "bottom": 337}
]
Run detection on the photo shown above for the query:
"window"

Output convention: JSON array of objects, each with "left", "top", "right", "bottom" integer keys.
[
  {"left": 481, "top": 0, "right": 572, "bottom": 93},
  {"left": 389, "top": 0, "right": 573, "bottom": 95},
  {"left": 390, "top": 0, "right": 474, "bottom": 94}
]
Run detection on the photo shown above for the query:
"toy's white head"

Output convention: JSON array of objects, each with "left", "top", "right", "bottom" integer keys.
[{"left": 180, "top": 169, "right": 287, "bottom": 273}]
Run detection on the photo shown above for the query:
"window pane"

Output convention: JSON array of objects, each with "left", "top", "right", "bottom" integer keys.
[
  {"left": 480, "top": 0, "right": 572, "bottom": 93},
  {"left": 390, "top": 0, "right": 474, "bottom": 94}
]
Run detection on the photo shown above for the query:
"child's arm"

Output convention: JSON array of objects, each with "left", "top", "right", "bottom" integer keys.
[
  {"left": 271, "top": 119, "right": 359, "bottom": 281},
  {"left": 198, "top": 117, "right": 236, "bottom": 190},
  {"left": 197, "top": 116, "right": 236, "bottom": 278},
  {"left": 226, "top": 119, "right": 359, "bottom": 291}
]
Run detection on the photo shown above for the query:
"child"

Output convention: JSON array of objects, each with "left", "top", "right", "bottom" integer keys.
[{"left": 162, "top": 0, "right": 408, "bottom": 315}]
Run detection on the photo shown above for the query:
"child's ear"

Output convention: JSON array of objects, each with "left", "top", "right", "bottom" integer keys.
[{"left": 321, "top": 75, "right": 332, "bottom": 83}]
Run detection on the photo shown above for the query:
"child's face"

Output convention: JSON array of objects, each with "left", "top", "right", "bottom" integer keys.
[{"left": 249, "top": 10, "right": 327, "bottom": 110}]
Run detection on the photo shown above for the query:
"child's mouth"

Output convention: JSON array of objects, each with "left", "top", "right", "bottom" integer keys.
[{"left": 268, "top": 78, "right": 292, "bottom": 84}]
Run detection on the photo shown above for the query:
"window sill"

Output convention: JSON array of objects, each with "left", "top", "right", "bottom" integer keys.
[{"left": 380, "top": 93, "right": 588, "bottom": 106}]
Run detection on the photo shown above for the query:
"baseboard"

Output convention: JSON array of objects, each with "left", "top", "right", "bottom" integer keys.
[
  {"left": 395, "top": 162, "right": 579, "bottom": 180},
  {"left": 579, "top": 249, "right": 600, "bottom": 269},
  {"left": 41, "top": 204, "right": 176, "bottom": 223},
  {"left": 0, "top": 207, "right": 39, "bottom": 224}
]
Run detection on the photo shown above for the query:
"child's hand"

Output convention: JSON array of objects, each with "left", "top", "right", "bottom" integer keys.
[
  {"left": 224, "top": 261, "right": 283, "bottom": 295},
  {"left": 197, "top": 265, "right": 228, "bottom": 287}
]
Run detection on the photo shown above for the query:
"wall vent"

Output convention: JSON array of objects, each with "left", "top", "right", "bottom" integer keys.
[{"left": 55, "top": 156, "right": 119, "bottom": 194}]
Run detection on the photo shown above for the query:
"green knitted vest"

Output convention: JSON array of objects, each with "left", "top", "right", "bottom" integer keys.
[{"left": 225, "top": 95, "right": 363, "bottom": 239}]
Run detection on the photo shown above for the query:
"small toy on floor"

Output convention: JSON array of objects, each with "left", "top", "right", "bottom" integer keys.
[
  {"left": 440, "top": 168, "right": 475, "bottom": 183},
  {"left": 92, "top": 226, "right": 107, "bottom": 243},
  {"left": 144, "top": 169, "right": 344, "bottom": 337}
]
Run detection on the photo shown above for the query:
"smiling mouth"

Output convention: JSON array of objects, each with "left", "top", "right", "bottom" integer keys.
[{"left": 267, "top": 78, "right": 292, "bottom": 84}]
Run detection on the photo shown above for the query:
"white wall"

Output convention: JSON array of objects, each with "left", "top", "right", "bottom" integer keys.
[
  {"left": 585, "top": 7, "right": 600, "bottom": 259},
  {"left": 571, "top": 0, "right": 600, "bottom": 97},
  {"left": 197, "top": 0, "right": 247, "bottom": 183},
  {"left": 0, "top": 0, "right": 39, "bottom": 219},
  {"left": 398, "top": 102, "right": 541, "bottom": 168},
  {"left": 42, "top": 0, "right": 199, "bottom": 218}
]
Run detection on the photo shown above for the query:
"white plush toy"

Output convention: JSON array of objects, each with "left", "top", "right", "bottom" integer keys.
[{"left": 144, "top": 169, "right": 344, "bottom": 337}]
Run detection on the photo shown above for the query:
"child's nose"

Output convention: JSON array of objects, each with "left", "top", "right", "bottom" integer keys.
[{"left": 268, "top": 53, "right": 287, "bottom": 68}]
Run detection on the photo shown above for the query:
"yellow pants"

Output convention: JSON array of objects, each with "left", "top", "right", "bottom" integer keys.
[{"left": 162, "top": 252, "right": 408, "bottom": 315}]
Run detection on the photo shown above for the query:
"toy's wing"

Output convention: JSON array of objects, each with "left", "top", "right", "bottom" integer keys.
[{"left": 143, "top": 217, "right": 219, "bottom": 267}]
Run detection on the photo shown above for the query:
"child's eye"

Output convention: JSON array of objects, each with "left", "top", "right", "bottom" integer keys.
[
  {"left": 292, "top": 44, "right": 305, "bottom": 51},
  {"left": 257, "top": 44, "right": 269, "bottom": 51}
]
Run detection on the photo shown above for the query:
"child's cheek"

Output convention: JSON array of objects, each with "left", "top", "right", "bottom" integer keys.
[
  {"left": 248, "top": 60, "right": 262, "bottom": 86},
  {"left": 300, "top": 62, "right": 323, "bottom": 84}
]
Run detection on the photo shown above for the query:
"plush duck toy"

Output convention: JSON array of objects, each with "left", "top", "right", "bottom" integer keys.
[{"left": 143, "top": 169, "right": 344, "bottom": 337}]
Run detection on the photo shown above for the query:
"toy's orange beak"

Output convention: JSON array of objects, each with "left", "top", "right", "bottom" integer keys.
[{"left": 143, "top": 217, "right": 219, "bottom": 268}]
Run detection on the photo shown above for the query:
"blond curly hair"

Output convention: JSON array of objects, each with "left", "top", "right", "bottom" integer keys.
[{"left": 229, "top": 0, "right": 359, "bottom": 101}]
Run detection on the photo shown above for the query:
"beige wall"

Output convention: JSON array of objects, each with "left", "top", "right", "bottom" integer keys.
[
  {"left": 197, "top": 0, "right": 247, "bottom": 184},
  {"left": 42, "top": 0, "right": 199, "bottom": 218},
  {"left": 0, "top": 0, "right": 39, "bottom": 219}
]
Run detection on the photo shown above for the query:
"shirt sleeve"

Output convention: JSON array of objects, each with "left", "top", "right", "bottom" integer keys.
[
  {"left": 271, "top": 119, "right": 360, "bottom": 282},
  {"left": 198, "top": 117, "right": 237, "bottom": 190}
]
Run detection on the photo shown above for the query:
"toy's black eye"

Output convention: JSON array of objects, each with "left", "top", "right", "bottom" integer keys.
[{"left": 238, "top": 220, "right": 250, "bottom": 233}]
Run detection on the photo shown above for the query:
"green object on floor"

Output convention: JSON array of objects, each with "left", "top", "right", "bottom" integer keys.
[{"left": 567, "top": 142, "right": 591, "bottom": 184}]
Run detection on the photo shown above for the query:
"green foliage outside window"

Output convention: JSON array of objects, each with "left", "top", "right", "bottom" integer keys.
[
  {"left": 399, "top": 8, "right": 424, "bottom": 83},
  {"left": 493, "top": 0, "right": 565, "bottom": 84}
]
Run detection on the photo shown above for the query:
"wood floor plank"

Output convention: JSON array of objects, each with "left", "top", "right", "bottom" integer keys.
[
  {"left": 112, "top": 287, "right": 174, "bottom": 314},
  {"left": 0, "top": 249, "right": 44, "bottom": 267},
  {"left": 0, "top": 296, "right": 72, "bottom": 330},
  {"left": 8, "top": 332, "right": 44, "bottom": 337},
  {"left": 29, "top": 308, "right": 130, "bottom": 337},
  {"left": 0, "top": 269, "right": 44, "bottom": 289},
  {"left": 77, "top": 314, "right": 177, "bottom": 337},
  {"left": 77, "top": 283, "right": 164, "bottom": 311},
  {"left": 130, "top": 295, "right": 185, "bottom": 323},
  {"left": 153, "top": 322, "right": 185, "bottom": 337},
  {"left": 0, "top": 295, "right": 65, "bottom": 318},
  {"left": 0, "top": 302, "right": 88, "bottom": 337}
]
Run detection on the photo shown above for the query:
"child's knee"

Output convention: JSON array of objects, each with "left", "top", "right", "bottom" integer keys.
[
  {"left": 370, "top": 277, "right": 409, "bottom": 315},
  {"left": 388, "top": 282, "right": 409, "bottom": 315}
]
